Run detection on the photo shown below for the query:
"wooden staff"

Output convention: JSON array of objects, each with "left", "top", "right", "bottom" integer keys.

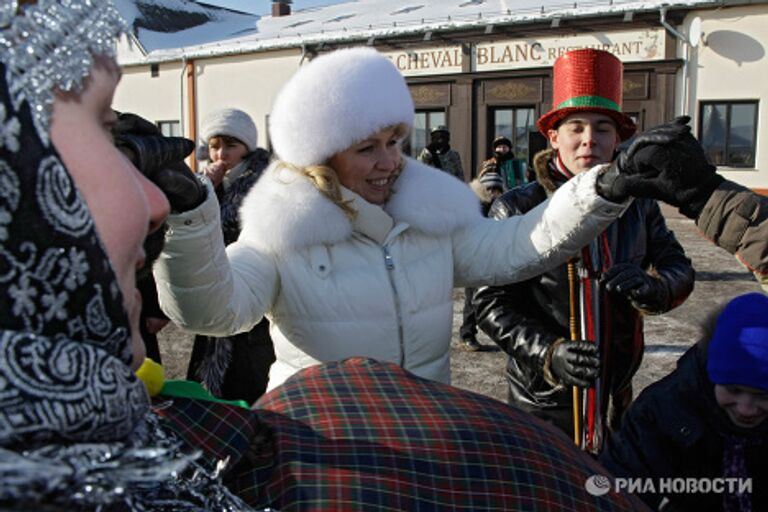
[{"left": 567, "top": 258, "right": 581, "bottom": 447}]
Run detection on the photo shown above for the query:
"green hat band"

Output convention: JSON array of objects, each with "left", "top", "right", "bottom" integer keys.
[{"left": 556, "top": 95, "right": 621, "bottom": 112}]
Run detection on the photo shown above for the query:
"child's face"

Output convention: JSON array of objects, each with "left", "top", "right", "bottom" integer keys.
[
  {"left": 51, "top": 57, "right": 170, "bottom": 369},
  {"left": 714, "top": 384, "right": 768, "bottom": 428}
]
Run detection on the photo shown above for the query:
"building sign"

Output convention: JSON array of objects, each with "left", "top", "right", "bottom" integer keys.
[
  {"left": 378, "top": 29, "right": 664, "bottom": 77},
  {"left": 474, "top": 28, "right": 665, "bottom": 72},
  {"left": 382, "top": 46, "right": 464, "bottom": 77}
]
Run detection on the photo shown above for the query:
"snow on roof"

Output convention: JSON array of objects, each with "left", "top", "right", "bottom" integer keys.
[
  {"left": 116, "top": 0, "right": 736, "bottom": 64},
  {"left": 113, "top": 0, "right": 259, "bottom": 53}
]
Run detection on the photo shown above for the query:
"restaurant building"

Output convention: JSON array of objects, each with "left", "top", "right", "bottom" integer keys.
[{"left": 114, "top": 0, "right": 768, "bottom": 191}]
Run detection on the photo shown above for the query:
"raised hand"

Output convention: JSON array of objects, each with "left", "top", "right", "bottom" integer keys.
[
  {"left": 602, "top": 263, "right": 670, "bottom": 311},
  {"left": 113, "top": 112, "right": 207, "bottom": 213},
  {"left": 596, "top": 116, "right": 723, "bottom": 214}
]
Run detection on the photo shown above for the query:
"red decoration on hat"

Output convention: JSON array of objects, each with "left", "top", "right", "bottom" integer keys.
[{"left": 536, "top": 49, "right": 637, "bottom": 141}]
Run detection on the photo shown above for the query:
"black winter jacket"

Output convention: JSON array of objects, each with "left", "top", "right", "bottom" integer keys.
[
  {"left": 473, "top": 150, "right": 695, "bottom": 434},
  {"left": 600, "top": 344, "right": 768, "bottom": 511}
]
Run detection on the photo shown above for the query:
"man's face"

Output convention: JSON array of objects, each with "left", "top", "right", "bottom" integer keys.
[
  {"left": 494, "top": 144, "right": 511, "bottom": 155},
  {"left": 430, "top": 130, "right": 450, "bottom": 150},
  {"left": 547, "top": 112, "right": 620, "bottom": 174}
]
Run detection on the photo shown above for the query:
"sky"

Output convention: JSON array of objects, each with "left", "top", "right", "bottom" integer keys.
[{"left": 205, "top": 0, "right": 348, "bottom": 15}]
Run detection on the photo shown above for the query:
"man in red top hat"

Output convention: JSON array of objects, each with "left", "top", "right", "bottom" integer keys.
[{"left": 472, "top": 49, "right": 695, "bottom": 450}]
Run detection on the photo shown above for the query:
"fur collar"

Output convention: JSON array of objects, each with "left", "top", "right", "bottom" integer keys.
[
  {"left": 533, "top": 148, "right": 560, "bottom": 194},
  {"left": 239, "top": 157, "right": 482, "bottom": 253}
]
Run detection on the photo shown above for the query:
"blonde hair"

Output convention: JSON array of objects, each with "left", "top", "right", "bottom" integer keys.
[{"left": 282, "top": 123, "right": 410, "bottom": 219}]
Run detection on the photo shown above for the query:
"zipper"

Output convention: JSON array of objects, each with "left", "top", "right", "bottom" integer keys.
[{"left": 382, "top": 245, "right": 405, "bottom": 367}]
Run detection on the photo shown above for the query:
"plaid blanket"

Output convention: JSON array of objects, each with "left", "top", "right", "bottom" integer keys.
[{"left": 158, "top": 358, "right": 648, "bottom": 511}]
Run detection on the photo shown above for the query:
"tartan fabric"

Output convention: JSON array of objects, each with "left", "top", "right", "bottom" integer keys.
[
  {"left": 153, "top": 396, "right": 268, "bottom": 468},
  {"left": 227, "top": 357, "right": 649, "bottom": 511}
]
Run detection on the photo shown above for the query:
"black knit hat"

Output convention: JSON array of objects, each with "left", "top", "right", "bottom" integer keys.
[{"left": 492, "top": 136, "right": 512, "bottom": 150}]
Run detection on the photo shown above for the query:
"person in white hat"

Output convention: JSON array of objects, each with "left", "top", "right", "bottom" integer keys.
[
  {"left": 153, "top": 46, "right": 710, "bottom": 392},
  {"left": 188, "top": 107, "right": 275, "bottom": 404}
]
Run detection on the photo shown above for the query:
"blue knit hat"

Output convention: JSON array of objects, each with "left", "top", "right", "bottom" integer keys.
[{"left": 707, "top": 292, "right": 768, "bottom": 391}]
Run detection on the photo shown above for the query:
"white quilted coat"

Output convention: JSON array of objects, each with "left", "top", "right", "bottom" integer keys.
[{"left": 154, "top": 157, "right": 626, "bottom": 390}]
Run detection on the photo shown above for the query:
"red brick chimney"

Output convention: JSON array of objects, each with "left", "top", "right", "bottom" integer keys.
[{"left": 272, "top": 1, "right": 291, "bottom": 17}]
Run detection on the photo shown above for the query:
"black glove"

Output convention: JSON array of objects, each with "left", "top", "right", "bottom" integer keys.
[
  {"left": 113, "top": 112, "right": 207, "bottom": 213},
  {"left": 549, "top": 340, "right": 600, "bottom": 388},
  {"left": 596, "top": 116, "right": 723, "bottom": 212},
  {"left": 602, "top": 263, "right": 670, "bottom": 311},
  {"left": 149, "top": 161, "right": 208, "bottom": 213}
]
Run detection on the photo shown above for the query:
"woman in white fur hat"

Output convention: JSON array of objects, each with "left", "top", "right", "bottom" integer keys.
[
  {"left": 187, "top": 107, "right": 275, "bottom": 404},
  {"left": 154, "top": 47, "right": 706, "bottom": 392}
]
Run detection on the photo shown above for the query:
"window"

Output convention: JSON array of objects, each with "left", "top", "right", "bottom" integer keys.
[
  {"left": 157, "top": 120, "right": 181, "bottom": 138},
  {"left": 150, "top": 63, "right": 159, "bottom": 78},
  {"left": 699, "top": 101, "right": 758, "bottom": 168},
  {"left": 410, "top": 110, "right": 446, "bottom": 157},
  {"left": 490, "top": 107, "right": 536, "bottom": 164}
]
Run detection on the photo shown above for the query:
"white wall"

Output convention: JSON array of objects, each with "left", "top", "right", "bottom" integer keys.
[
  {"left": 113, "top": 60, "right": 185, "bottom": 126},
  {"left": 194, "top": 49, "right": 301, "bottom": 150},
  {"left": 114, "top": 48, "right": 302, "bottom": 155},
  {"left": 685, "top": 5, "right": 768, "bottom": 189}
]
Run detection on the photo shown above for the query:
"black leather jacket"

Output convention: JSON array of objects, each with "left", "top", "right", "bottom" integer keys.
[
  {"left": 473, "top": 151, "right": 695, "bottom": 431},
  {"left": 600, "top": 343, "right": 768, "bottom": 511}
]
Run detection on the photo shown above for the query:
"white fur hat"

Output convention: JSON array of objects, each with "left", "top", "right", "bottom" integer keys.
[
  {"left": 200, "top": 108, "right": 258, "bottom": 152},
  {"left": 269, "top": 47, "right": 414, "bottom": 167}
]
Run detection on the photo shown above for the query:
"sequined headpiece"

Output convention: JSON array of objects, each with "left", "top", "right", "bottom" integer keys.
[{"left": 0, "top": 0, "right": 127, "bottom": 145}]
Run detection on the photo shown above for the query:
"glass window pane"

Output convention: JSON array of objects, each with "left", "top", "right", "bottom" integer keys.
[
  {"left": 158, "top": 121, "right": 181, "bottom": 137},
  {"left": 493, "top": 109, "right": 513, "bottom": 145},
  {"left": 728, "top": 103, "right": 756, "bottom": 166},
  {"left": 701, "top": 104, "right": 727, "bottom": 165},
  {"left": 513, "top": 107, "right": 535, "bottom": 163},
  {"left": 411, "top": 111, "right": 445, "bottom": 158},
  {"left": 411, "top": 112, "right": 427, "bottom": 158},
  {"left": 428, "top": 112, "right": 446, "bottom": 132}
]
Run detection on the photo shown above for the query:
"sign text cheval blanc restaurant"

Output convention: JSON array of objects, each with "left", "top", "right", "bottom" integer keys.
[{"left": 383, "top": 29, "right": 665, "bottom": 76}]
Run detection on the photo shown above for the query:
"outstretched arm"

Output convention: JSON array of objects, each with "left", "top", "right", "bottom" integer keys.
[{"left": 695, "top": 180, "right": 768, "bottom": 291}]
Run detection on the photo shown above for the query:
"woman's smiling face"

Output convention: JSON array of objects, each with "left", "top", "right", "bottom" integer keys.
[{"left": 328, "top": 126, "right": 404, "bottom": 205}]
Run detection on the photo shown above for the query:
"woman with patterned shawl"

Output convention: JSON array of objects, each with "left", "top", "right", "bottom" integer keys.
[
  {"left": 0, "top": 0, "right": 256, "bottom": 509},
  {"left": 0, "top": 1, "right": 655, "bottom": 510}
]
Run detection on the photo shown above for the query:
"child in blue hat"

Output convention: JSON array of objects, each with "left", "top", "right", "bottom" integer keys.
[{"left": 601, "top": 292, "right": 768, "bottom": 511}]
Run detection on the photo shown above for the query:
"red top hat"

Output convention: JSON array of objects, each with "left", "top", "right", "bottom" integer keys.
[{"left": 536, "top": 49, "right": 637, "bottom": 141}]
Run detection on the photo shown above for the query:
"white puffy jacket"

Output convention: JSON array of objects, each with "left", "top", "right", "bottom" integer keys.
[{"left": 155, "top": 157, "right": 626, "bottom": 390}]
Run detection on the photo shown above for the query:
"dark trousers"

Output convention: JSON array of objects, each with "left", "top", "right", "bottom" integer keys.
[
  {"left": 187, "top": 318, "right": 275, "bottom": 405},
  {"left": 459, "top": 287, "right": 477, "bottom": 341}
]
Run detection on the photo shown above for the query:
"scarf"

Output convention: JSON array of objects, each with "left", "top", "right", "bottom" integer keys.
[{"left": 722, "top": 435, "right": 752, "bottom": 512}]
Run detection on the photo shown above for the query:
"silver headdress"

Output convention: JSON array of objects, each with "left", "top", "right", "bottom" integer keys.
[{"left": 0, "top": 0, "right": 127, "bottom": 145}]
